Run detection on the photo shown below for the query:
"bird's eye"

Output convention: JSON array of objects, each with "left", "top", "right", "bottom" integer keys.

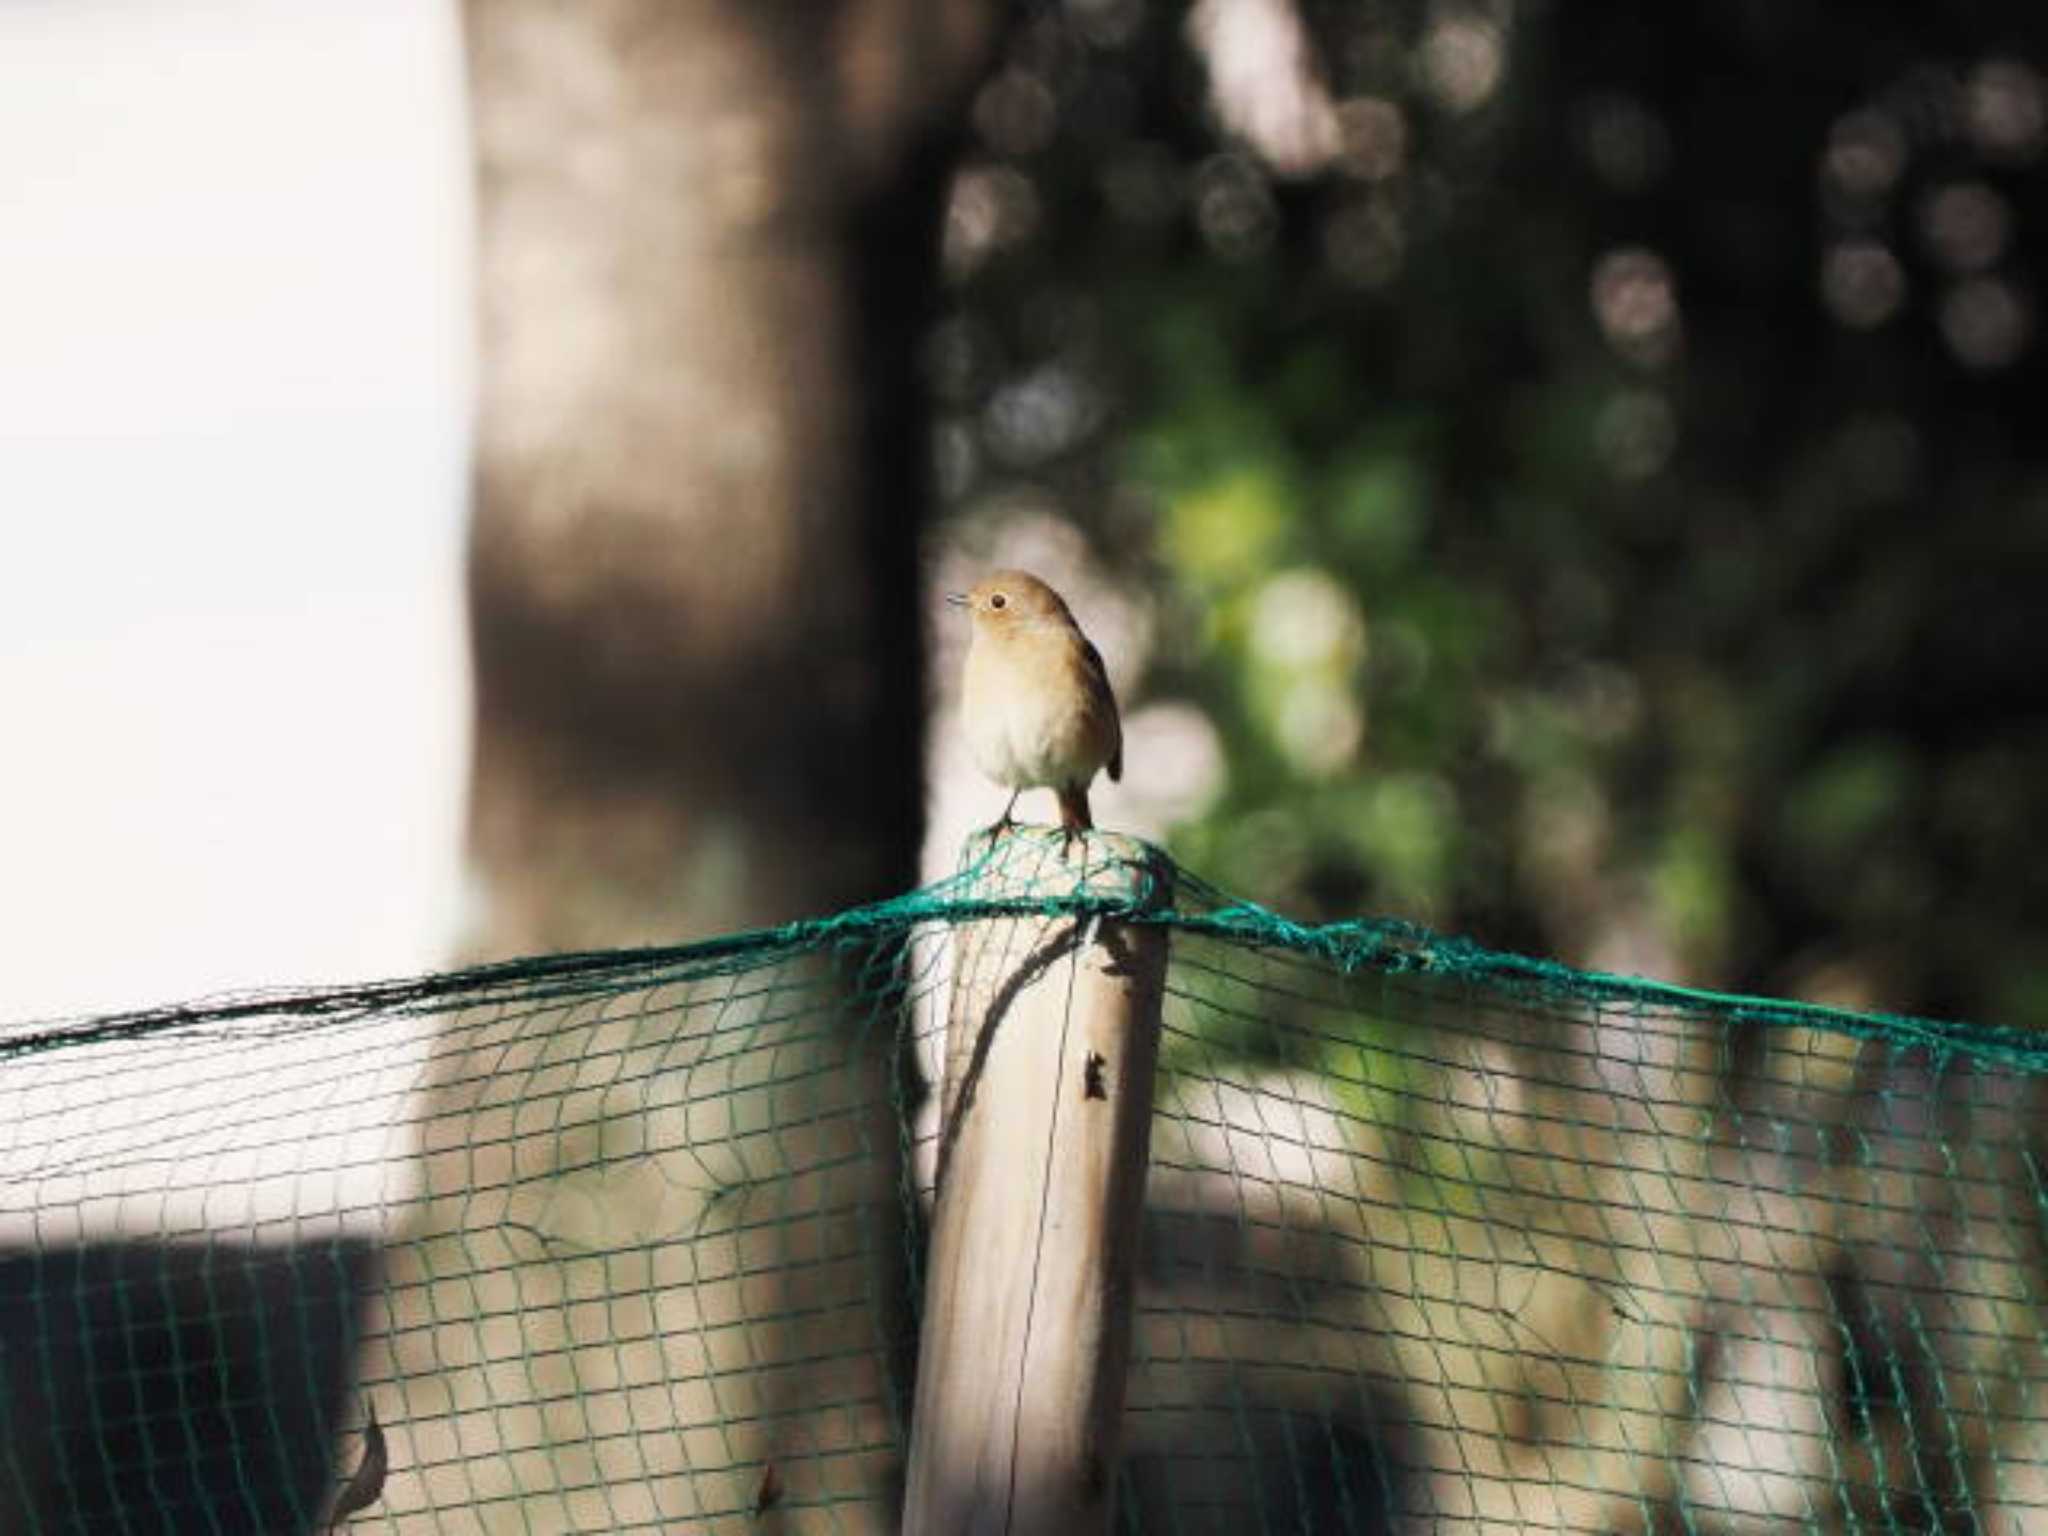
[{"left": 989, "top": 593, "right": 1007, "bottom": 610}]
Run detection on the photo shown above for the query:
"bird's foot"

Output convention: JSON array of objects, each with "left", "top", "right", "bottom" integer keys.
[
  {"left": 973, "top": 813, "right": 1019, "bottom": 854},
  {"left": 982, "top": 790, "right": 1026, "bottom": 847}
]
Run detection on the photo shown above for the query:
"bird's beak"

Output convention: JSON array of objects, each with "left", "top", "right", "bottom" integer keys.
[{"left": 944, "top": 592, "right": 969, "bottom": 609}]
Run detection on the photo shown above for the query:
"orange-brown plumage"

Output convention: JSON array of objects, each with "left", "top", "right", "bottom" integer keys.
[{"left": 950, "top": 570, "right": 1122, "bottom": 847}]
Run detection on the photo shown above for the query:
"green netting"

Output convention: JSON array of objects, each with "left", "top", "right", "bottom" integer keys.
[{"left": 2, "top": 832, "right": 2044, "bottom": 1533}]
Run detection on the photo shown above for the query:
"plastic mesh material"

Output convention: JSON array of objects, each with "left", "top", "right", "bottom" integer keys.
[{"left": 1, "top": 832, "right": 2043, "bottom": 1533}]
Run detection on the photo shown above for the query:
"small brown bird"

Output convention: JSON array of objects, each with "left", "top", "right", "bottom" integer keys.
[{"left": 949, "top": 570, "right": 1123, "bottom": 849}]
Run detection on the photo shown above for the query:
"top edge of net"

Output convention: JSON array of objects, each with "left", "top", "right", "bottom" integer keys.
[{"left": 2, "top": 832, "right": 2036, "bottom": 1073}]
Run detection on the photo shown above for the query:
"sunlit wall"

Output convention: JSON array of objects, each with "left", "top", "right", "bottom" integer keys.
[{"left": 0, "top": 0, "right": 472, "bottom": 1019}]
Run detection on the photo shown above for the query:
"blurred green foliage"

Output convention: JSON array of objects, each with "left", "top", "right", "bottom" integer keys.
[{"left": 936, "top": 0, "right": 2048, "bottom": 1026}]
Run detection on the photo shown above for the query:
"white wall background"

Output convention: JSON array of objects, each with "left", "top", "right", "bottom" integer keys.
[{"left": 0, "top": 0, "right": 473, "bottom": 1021}]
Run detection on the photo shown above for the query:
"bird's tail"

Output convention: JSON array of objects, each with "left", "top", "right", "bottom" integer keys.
[{"left": 1056, "top": 785, "right": 1093, "bottom": 833}]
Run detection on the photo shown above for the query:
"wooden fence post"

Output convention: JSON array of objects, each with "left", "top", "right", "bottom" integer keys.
[{"left": 903, "top": 831, "right": 1171, "bottom": 1535}]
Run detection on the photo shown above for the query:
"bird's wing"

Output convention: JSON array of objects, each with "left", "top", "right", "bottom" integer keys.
[{"left": 1081, "top": 638, "right": 1123, "bottom": 781}]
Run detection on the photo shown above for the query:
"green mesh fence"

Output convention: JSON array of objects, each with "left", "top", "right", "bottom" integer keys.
[{"left": 2, "top": 832, "right": 2044, "bottom": 1534}]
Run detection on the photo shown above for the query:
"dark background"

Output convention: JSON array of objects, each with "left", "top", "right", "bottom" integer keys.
[{"left": 934, "top": 0, "right": 2048, "bottom": 1029}]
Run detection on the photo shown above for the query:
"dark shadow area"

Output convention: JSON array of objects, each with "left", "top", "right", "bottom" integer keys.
[
  {"left": 0, "top": 1240, "right": 375, "bottom": 1535},
  {"left": 937, "top": 0, "right": 2048, "bottom": 1030},
  {"left": 1123, "top": 1192, "right": 1410, "bottom": 1535},
  {"left": 1121, "top": 1401, "right": 1408, "bottom": 1535}
]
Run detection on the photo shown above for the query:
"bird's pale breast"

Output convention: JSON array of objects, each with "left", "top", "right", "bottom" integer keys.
[{"left": 961, "top": 627, "right": 1115, "bottom": 790}]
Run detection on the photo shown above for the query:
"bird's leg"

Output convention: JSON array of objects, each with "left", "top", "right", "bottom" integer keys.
[
  {"left": 1055, "top": 784, "right": 1092, "bottom": 861},
  {"left": 989, "top": 788, "right": 1023, "bottom": 840}
]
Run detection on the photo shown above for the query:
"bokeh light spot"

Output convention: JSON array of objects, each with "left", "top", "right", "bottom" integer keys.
[
  {"left": 943, "top": 165, "right": 1041, "bottom": 280},
  {"left": 1822, "top": 109, "right": 1907, "bottom": 202},
  {"left": 1250, "top": 568, "right": 1367, "bottom": 670},
  {"left": 1918, "top": 181, "right": 2010, "bottom": 274},
  {"left": 1966, "top": 56, "right": 2046, "bottom": 160},
  {"left": 1166, "top": 468, "right": 1288, "bottom": 584},
  {"left": 1420, "top": 15, "right": 1507, "bottom": 115},
  {"left": 1939, "top": 276, "right": 2033, "bottom": 370},
  {"left": 1337, "top": 97, "right": 1408, "bottom": 182},
  {"left": 1348, "top": 773, "right": 1458, "bottom": 908},
  {"left": 1123, "top": 701, "right": 1227, "bottom": 823},
  {"left": 983, "top": 363, "right": 1098, "bottom": 465},
  {"left": 974, "top": 67, "right": 1059, "bottom": 158},
  {"left": 1275, "top": 678, "right": 1364, "bottom": 777},
  {"left": 1187, "top": 0, "right": 1343, "bottom": 176},
  {"left": 1821, "top": 239, "right": 1906, "bottom": 329},
  {"left": 1590, "top": 247, "right": 1681, "bottom": 366}
]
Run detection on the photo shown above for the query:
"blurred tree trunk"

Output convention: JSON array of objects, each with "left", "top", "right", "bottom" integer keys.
[
  {"left": 355, "top": 2, "right": 1000, "bottom": 1530},
  {"left": 463, "top": 0, "right": 993, "bottom": 950}
]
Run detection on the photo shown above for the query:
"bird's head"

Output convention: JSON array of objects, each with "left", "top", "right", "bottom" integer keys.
[{"left": 946, "top": 569, "right": 1071, "bottom": 631}]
